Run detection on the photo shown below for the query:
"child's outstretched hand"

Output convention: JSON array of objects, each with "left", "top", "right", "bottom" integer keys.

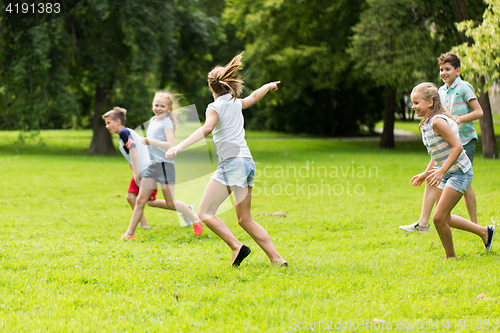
[
  {"left": 425, "top": 169, "right": 445, "bottom": 187},
  {"left": 140, "top": 137, "right": 149, "bottom": 145},
  {"left": 165, "top": 146, "right": 182, "bottom": 161},
  {"left": 268, "top": 81, "right": 281, "bottom": 91},
  {"left": 411, "top": 173, "right": 426, "bottom": 186}
]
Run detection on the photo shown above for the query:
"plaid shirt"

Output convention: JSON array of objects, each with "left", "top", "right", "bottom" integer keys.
[{"left": 438, "top": 77, "right": 478, "bottom": 144}]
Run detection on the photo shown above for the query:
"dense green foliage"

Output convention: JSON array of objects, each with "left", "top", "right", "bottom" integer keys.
[
  {"left": 0, "top": 0, "right": 223, "bottom": 132},
  {"left": 453, "top": 0, "right": 500, "bottom": 93},
  {"left": 224, "top": 0, "right": 384, "bottom": 136},
  {"left": 0, "top": 0, "right": 493, "bottom": 140}
]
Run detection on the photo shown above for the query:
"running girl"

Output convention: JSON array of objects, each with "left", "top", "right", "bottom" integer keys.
[
  {"left": 165, "top": 53, "right": 287, "bottom": 266},
  {"left": 410, "top": 82, "right": 494, "bottom": 258},
  {"left": 121, "top": 91, "right": 203, "bottom": 239}
]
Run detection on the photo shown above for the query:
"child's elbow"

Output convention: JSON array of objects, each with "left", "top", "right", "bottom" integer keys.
[{"left": 202, "top": 124, "right": 215, "bottom": 136}]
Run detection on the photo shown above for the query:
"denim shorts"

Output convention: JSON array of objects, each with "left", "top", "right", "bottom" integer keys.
[
  {"left": 142, "top": 162, "right": 176, "bottom": 185},
  {"left": 211, "top": 157, "right": 255, "bottom": 187},
  {"left": 437, "top": 168, "right": 473, "bottom": 194},
  {"left": 463, "top": 138, "right": 477, "bottom": 165}
]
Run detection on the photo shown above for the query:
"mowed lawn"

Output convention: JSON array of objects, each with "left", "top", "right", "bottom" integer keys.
[{"left": 0, "top": 130, "right": 499, "bottom": 332}]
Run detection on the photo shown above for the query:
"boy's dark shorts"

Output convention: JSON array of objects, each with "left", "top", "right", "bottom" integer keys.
[{"left": 463, "top": 138, "right": 477, "bottom": 165}]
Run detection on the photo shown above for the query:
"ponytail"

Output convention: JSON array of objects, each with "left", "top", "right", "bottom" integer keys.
[{"left": 207, "top": 52, "right": 244, "bottom": 100}]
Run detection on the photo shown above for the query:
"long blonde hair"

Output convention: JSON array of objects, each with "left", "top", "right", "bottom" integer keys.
[
  {"left": 153, "top": 90, "right": 180, "bottom": 132},
  {"left": 207, "top": 52, "right": 244, "bottom": 101},
  {"left": 412, "top": 82, "right": 455, "bottom": 129}
]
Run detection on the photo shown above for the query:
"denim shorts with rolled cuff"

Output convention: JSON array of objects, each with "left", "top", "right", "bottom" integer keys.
[
  {"left": 437, "top": 168, "right": 473, "bottom": 194},
  {"left": 211, "top": 157, "right": 255, "bottom": 187},
  {"left": 463, "top": 138, "right": 477, "bottom": 165},
  {"left": 142, "top": 162, "right": 176, "bottom": 185}
]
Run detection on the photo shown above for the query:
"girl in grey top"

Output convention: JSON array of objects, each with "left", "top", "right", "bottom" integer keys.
[{"left": 121, "top": 91, "right": 203, "bottom": 239}]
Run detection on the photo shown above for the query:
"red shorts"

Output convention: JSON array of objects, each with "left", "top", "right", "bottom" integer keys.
[{"left": 128, "top": 177, "right": 158, "bottom": 201}]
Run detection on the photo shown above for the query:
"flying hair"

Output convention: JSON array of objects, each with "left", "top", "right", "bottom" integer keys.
[
  {"left": 153, "top": 90, "right": 180, "bottom": 132},
  {"left": 207, "top": 52, "right": 244, "bottom": 100}
]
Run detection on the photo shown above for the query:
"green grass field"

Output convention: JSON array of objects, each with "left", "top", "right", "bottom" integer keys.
[{"left": 1, "top": 130, "right": 500, "bottom": 332}]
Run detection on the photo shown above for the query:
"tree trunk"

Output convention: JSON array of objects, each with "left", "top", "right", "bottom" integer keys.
[
  {"left": 478, "top": 77, "right": 499, "bottom": 158},
  {"left": 449, "top": 0, "right": 471, "bottom": 43},
  {"left": 399, "top": 97, "right": 406, "bottom": 121},
  {"left": 450, "top": 0, "right": 497, "bottom": 158},
  {"left": 379, "top": 88, "right": 396, "bottom": 148},
  {"left": 87, "top": 85, "right": 116, "bottom": 155}
]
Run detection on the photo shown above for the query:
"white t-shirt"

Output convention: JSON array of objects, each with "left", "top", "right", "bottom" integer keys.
[
  {"left": 118, "top": 127, "right": 151, "bottom": 176},
  {"left": 206, "top": 93, "right": 252, "bottom": 162}
]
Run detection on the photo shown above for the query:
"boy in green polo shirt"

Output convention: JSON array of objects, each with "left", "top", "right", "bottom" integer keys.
[{"left": 400, "top": 52, "right": 484, "bottom": 232}]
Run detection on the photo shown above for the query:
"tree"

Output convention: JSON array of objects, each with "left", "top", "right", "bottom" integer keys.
[
  {"left": 349, "top": 0, "right": 440, "bottom": 148},
  {"left": 349, "top": 0, "right": 485, "bottom": 148},
  {"left": 452, "top": 0, "right": 499, "bottom": 158},
  {"left": 223, "top": 0, "right": 384, "bottom": 136},
  {"left": 0, "top": 10, "right": 78, "bottom": 132},
  {"left": 0, "top": 0, "right": 221, "bottom": 153}
]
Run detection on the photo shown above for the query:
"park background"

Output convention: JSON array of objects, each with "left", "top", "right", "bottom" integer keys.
[{"left": 1, "top": 0, "right": 500, "bottom": 331}]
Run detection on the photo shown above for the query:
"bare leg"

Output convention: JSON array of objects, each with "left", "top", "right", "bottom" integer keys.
[
  {"left": 126, "top": 192, "right": 149, "bottom": 227},
  {"left": 198, "top": 180, "right": 243, "bottom": 262},
  {"left": 161, "top": 183, "right": 200, "bottom": 223},
  {"left": 146, "top": 199, "right": 168, "bottom": 209},
  {"left": 433, "top": 186, "right": 488, "bottom": 258},
  {"left": 399, "top": 182, "right": 437, "bottom": 232},
  {"left": 233, "top": 186, "right": 286, "bottom": 265},
  {"left": 122, "top": 178, "right": 155, "bottom": 239},
  {"left": 418, "top": 182, "right": 437, "bottom": 227},
  {"left": 463, "top": 185, "right": 478, "bottom": 224}
]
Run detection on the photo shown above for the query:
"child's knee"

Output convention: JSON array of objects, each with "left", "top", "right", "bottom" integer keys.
[
  {"left": 165, "top": 199, "right": 175, "bottom": 209},
  {"left": 126, "top": 192, "right": 135, "bottom": 203},
  {"left": 433, "top": 214, "right": 446, "bottom": 227},
  {"left": 198, "top": 210, "right": 212, "bottom": 222},
  {"left": 237, "top": 216, "right": 252, "bottom": 226},
  {"left": 136, "top": 198, "right": 148, "bottom": 207}
]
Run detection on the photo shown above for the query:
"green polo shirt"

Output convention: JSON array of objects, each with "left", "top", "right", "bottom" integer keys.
[{"left": 438, "top": 76, "right": 478, "bottom": 144}]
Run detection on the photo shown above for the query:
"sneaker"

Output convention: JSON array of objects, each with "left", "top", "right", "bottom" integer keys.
[
  {"left": 399, "top": 222, "right": 429, "bottom": 233},
  {"left": 485, "top": 225, "right": 495, "bottom": 251},
  {"left": 181, "top": 205, "right": 194, "bottom": 226},
  {"left": 193, "top": 221, "right": 203, "bottom": 237},
  {"left": 140, "top": 225, "right": 151, "bottom": 229}
]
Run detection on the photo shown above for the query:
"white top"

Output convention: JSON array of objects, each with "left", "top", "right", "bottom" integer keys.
[
  {"left": 146, "top": 115, "right": 174, "bottom": 164},
  {"left": 118, "top": 127, "right": 152, "bottom": 176},
  {"left": 206, "top": 93, "right": 252, "bottom": 162}
]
